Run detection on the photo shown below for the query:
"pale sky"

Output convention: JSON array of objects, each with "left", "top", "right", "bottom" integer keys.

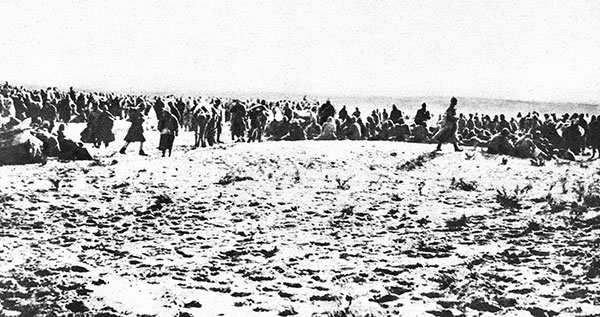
[{"left": 1, "top": 1, "right": 599, "bottom": 103}]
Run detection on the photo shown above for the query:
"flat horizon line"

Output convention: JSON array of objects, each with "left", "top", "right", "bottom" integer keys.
[{"left": 5, "top": 80, "right": 599, "bottom": 107}]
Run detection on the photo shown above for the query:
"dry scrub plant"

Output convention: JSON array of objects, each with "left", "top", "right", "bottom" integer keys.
[
  {"left": 495, "top": 184, "right": 532, "bottom": 210},
  {"left": 397, "top": 151, "right": 438, "bottom": 171},
  {"left": 335, "top": 176, "right": 352, "bottom": 190},
  {"left": 450, "top": 177, "right": 478, "bottom": 191},
  {"left": 216, "top": 167, "right": 254, "bottom": 185}
]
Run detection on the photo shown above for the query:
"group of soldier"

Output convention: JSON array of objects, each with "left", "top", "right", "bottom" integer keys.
[{"left": 1, "top": 82, "right": 599, "bottom": 163}]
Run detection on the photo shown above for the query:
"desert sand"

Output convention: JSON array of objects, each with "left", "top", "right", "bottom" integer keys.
[{"left": 1, "top": 121, "right": 599, "bottom": 317}]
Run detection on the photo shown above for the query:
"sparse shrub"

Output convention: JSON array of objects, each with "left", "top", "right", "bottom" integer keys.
[
  {"left": 544, "top": 193, "right": 567, "bottom": 213},
  {"left": 293, "top": 168, "right": 301, "bottom": 183},
  {"left": 431, "top": 272, "right": 456, "bottom": 290},
  {"left": 89, "top": 159, "right": 118, "bottom": 167},
  {"left": 530, "top": 158, "right": 545, "bottom": 167},
  {"left": 464, "top": 152, "right": 476, "bottom": 160},
  {"left": 583, "top": 183, "right": 600, "bottom": 207},
  {"left": 148, "top": 194, "right": 173, "bottom": 211},
  {"left": 217, "top": 168, "right": 254, "bottom": 185},
  {"left": 446, "top": 214, "right": 468, "bottom": 229},
  {"left": 569, "top": 202, "right": 588, "bottom": 224},
  {"left": 495, "top": 184, "right": 532, "bottom": 210},
  {"left": 338, "top": 205, "right": 355, "bottom": 218},
  {"left": 574, "top": 180, "right": 586, "bottom": 202},
  {"left": 398, "top": 151, "right": 439, "bottom": 171},
  {"left": 391, "top": 193, "right": 403, "bottom": 202},
  {"left": 335, "top": 176, "right": 352, "bottom": 190},
  {"left": 48, "top": 177, "right": 61, "bottom": 191},
  {"left": 0, "top": 193, "right": 13, "bottom": 203},
  {"left": 450, "top": 177, "right": 478, "bottom": 191}
]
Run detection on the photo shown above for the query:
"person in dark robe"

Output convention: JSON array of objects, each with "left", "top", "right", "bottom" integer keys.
[
  {"left": 158, "top": 107, "right": 179, "bottom": 157},
  {"left": 247, "top": 104, "right": 270, "bottom": 142},
  {"left": 120, "top": 104, "right": 147, "bottom": 155},
  {"left": 346, "top": 117, "right": 362, "bottom": 140},
  {"left": 414, "top": 103, "right": 431, "bottom": 126},
  {"left": 497, "top": 114, "right": 511, "bottom": 132},
  {"left": 434, "top": 97, "right": 462, "bottom": 152},
  {"left": 382, "top": 109, "right": 389, "bottom": 122},
  {"left": 95, "top": 104, "right": 116, "bottom": 148},
  {"left": 562, "top": 119, "right": 583, "bottom": 155},
  {"left": 317, "top": 100, "right": 336, "bottom": 126},
  {"left": 338, "top": 106, "right": 348, "bottom": 121},
  {"left": 229, "top": 100, "right": 247, "bottom": 142},
  {"left": 41, "top": 102, "right": 58, "bottom": 132},
  {"left": 389, "top": 104, "right": 402, "bottom": 124},
  {"left": 352, "top": 107, "right": 361, "bottom": 119},
  {"left": 588, "top": 115, "right": 600, "bottom": 158},
  {"left": 282, "top": 120, "right": 306, "bottom": 141}
]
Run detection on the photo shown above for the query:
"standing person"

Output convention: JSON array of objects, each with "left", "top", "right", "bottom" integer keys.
[
  {"left": 588, "top": 115, "right": 599, "bottom": 158},
  {"left": 158, "top": 107, "right": 179, "bottom": 157},
  {"left": 95, "top": 104, "right": 116, "bottom": 148},
  {"left": 120, "top": 104, "right": 147, "bottom": 156},
  {"left": 434, "top": 97, "right": 462, "bottom": 152},
  {"left": 229, "top": 100, "right": 247, "bottom": 142}
]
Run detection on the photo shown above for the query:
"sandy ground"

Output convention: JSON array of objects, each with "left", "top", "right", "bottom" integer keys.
[{"left": 1, "top": 121, "right": 600, "bottom": 317}]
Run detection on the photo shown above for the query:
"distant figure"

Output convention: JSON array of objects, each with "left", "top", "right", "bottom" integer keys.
[
  {"left": 434, "top": 97, "right": 462, "bottom": 152},
  {"left": 317, "top": 100, "right": 336, "bottom": 126},
  {"left": 95, "top": 104, "right": 115, "bottom": 148},
  {"left": 120, "top": 104, "right": 147, "bottom": 156},
  {"left": 338, "top": 105, "right": 348, "bottom": 121},
  {"left": 487, "top": 128, "right": 514, "bottom": 155},
  {"left": 389, "top": 104, "right": 402, "bottom": 124},
  {"left": 282, "top": 120, "right": 306, "bottom": 141},
  {"left": 588, "top": 116, "right": 600, "bottom": 158},
  {"left": 158, "top": 107, "right": 179, "bottom": 157},
  {"left": 346, "top": 117, "right": 362, "bottom": 140},
  {"left": 318, "top": 116, "right": 337, "bottom": 140},
  {"left": 304, "top": 118, "right": 322, "bottom": 140},
  {"left": 230, "top": 101, "right": 247, "bottom": 142},
  {"left": 414, "top": 103, "right": 431, "bottom": 126}
]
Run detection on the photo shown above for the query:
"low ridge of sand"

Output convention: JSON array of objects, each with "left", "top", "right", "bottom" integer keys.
[{"left": 1, "top": 123, "right": 599, "bottom": 317}]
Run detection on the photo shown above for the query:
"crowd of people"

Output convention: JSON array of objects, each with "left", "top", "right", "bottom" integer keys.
[{"left": 1, "top": 81, "right": 599, "bottom": 164}]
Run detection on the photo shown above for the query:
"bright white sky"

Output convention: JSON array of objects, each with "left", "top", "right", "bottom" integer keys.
[{"left": 1, "top": 1, "right": 599, "bottom": 102}]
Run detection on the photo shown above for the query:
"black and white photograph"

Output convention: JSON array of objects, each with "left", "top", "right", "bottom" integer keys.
[{"left": 1, "top": 1, "right": 600, "bottom": 316}]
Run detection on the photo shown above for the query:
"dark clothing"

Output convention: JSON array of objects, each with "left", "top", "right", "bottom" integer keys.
[
  {"left": 317, "top": 102, "right": 336, "bottom": 126},
  {"left": 434, "top": 106, "right": 458, "bottom": 144},
  {"left": 158, "top": 112, "right": 179, "bottom": 151},
  {"left": 414, "top": 108, "right": 430, "bottom": 126},
  {"left": 389, "top": 106, "right": 402, "bottom": 124},
  {"left": 96, "top": 111, "right": 116, "bottom": 144},
  {"left": 124, "top": 110, "right": 146, "bottom": 142},
  {"left": 230, "top": 103, "right": 247, "bottom": 139}
]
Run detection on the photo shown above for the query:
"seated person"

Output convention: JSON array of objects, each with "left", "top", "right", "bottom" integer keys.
[
  {"left": 282, "top": 120, "right": 306, "bottom": 141},
  {"left": 56, "top": 124, "right": 93, "bottom": 160},
  {"left": 304, "top": 119, "right": 322, "bottom": 140},
  {"left": 487, "top": 128, "right": 514, "bottom": 155},
  {"left": 317, "top": 117, "right": 337, "bottom": 140},
  {"left": 513, "top": 134, "right": 550, "bottom": 160}
]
